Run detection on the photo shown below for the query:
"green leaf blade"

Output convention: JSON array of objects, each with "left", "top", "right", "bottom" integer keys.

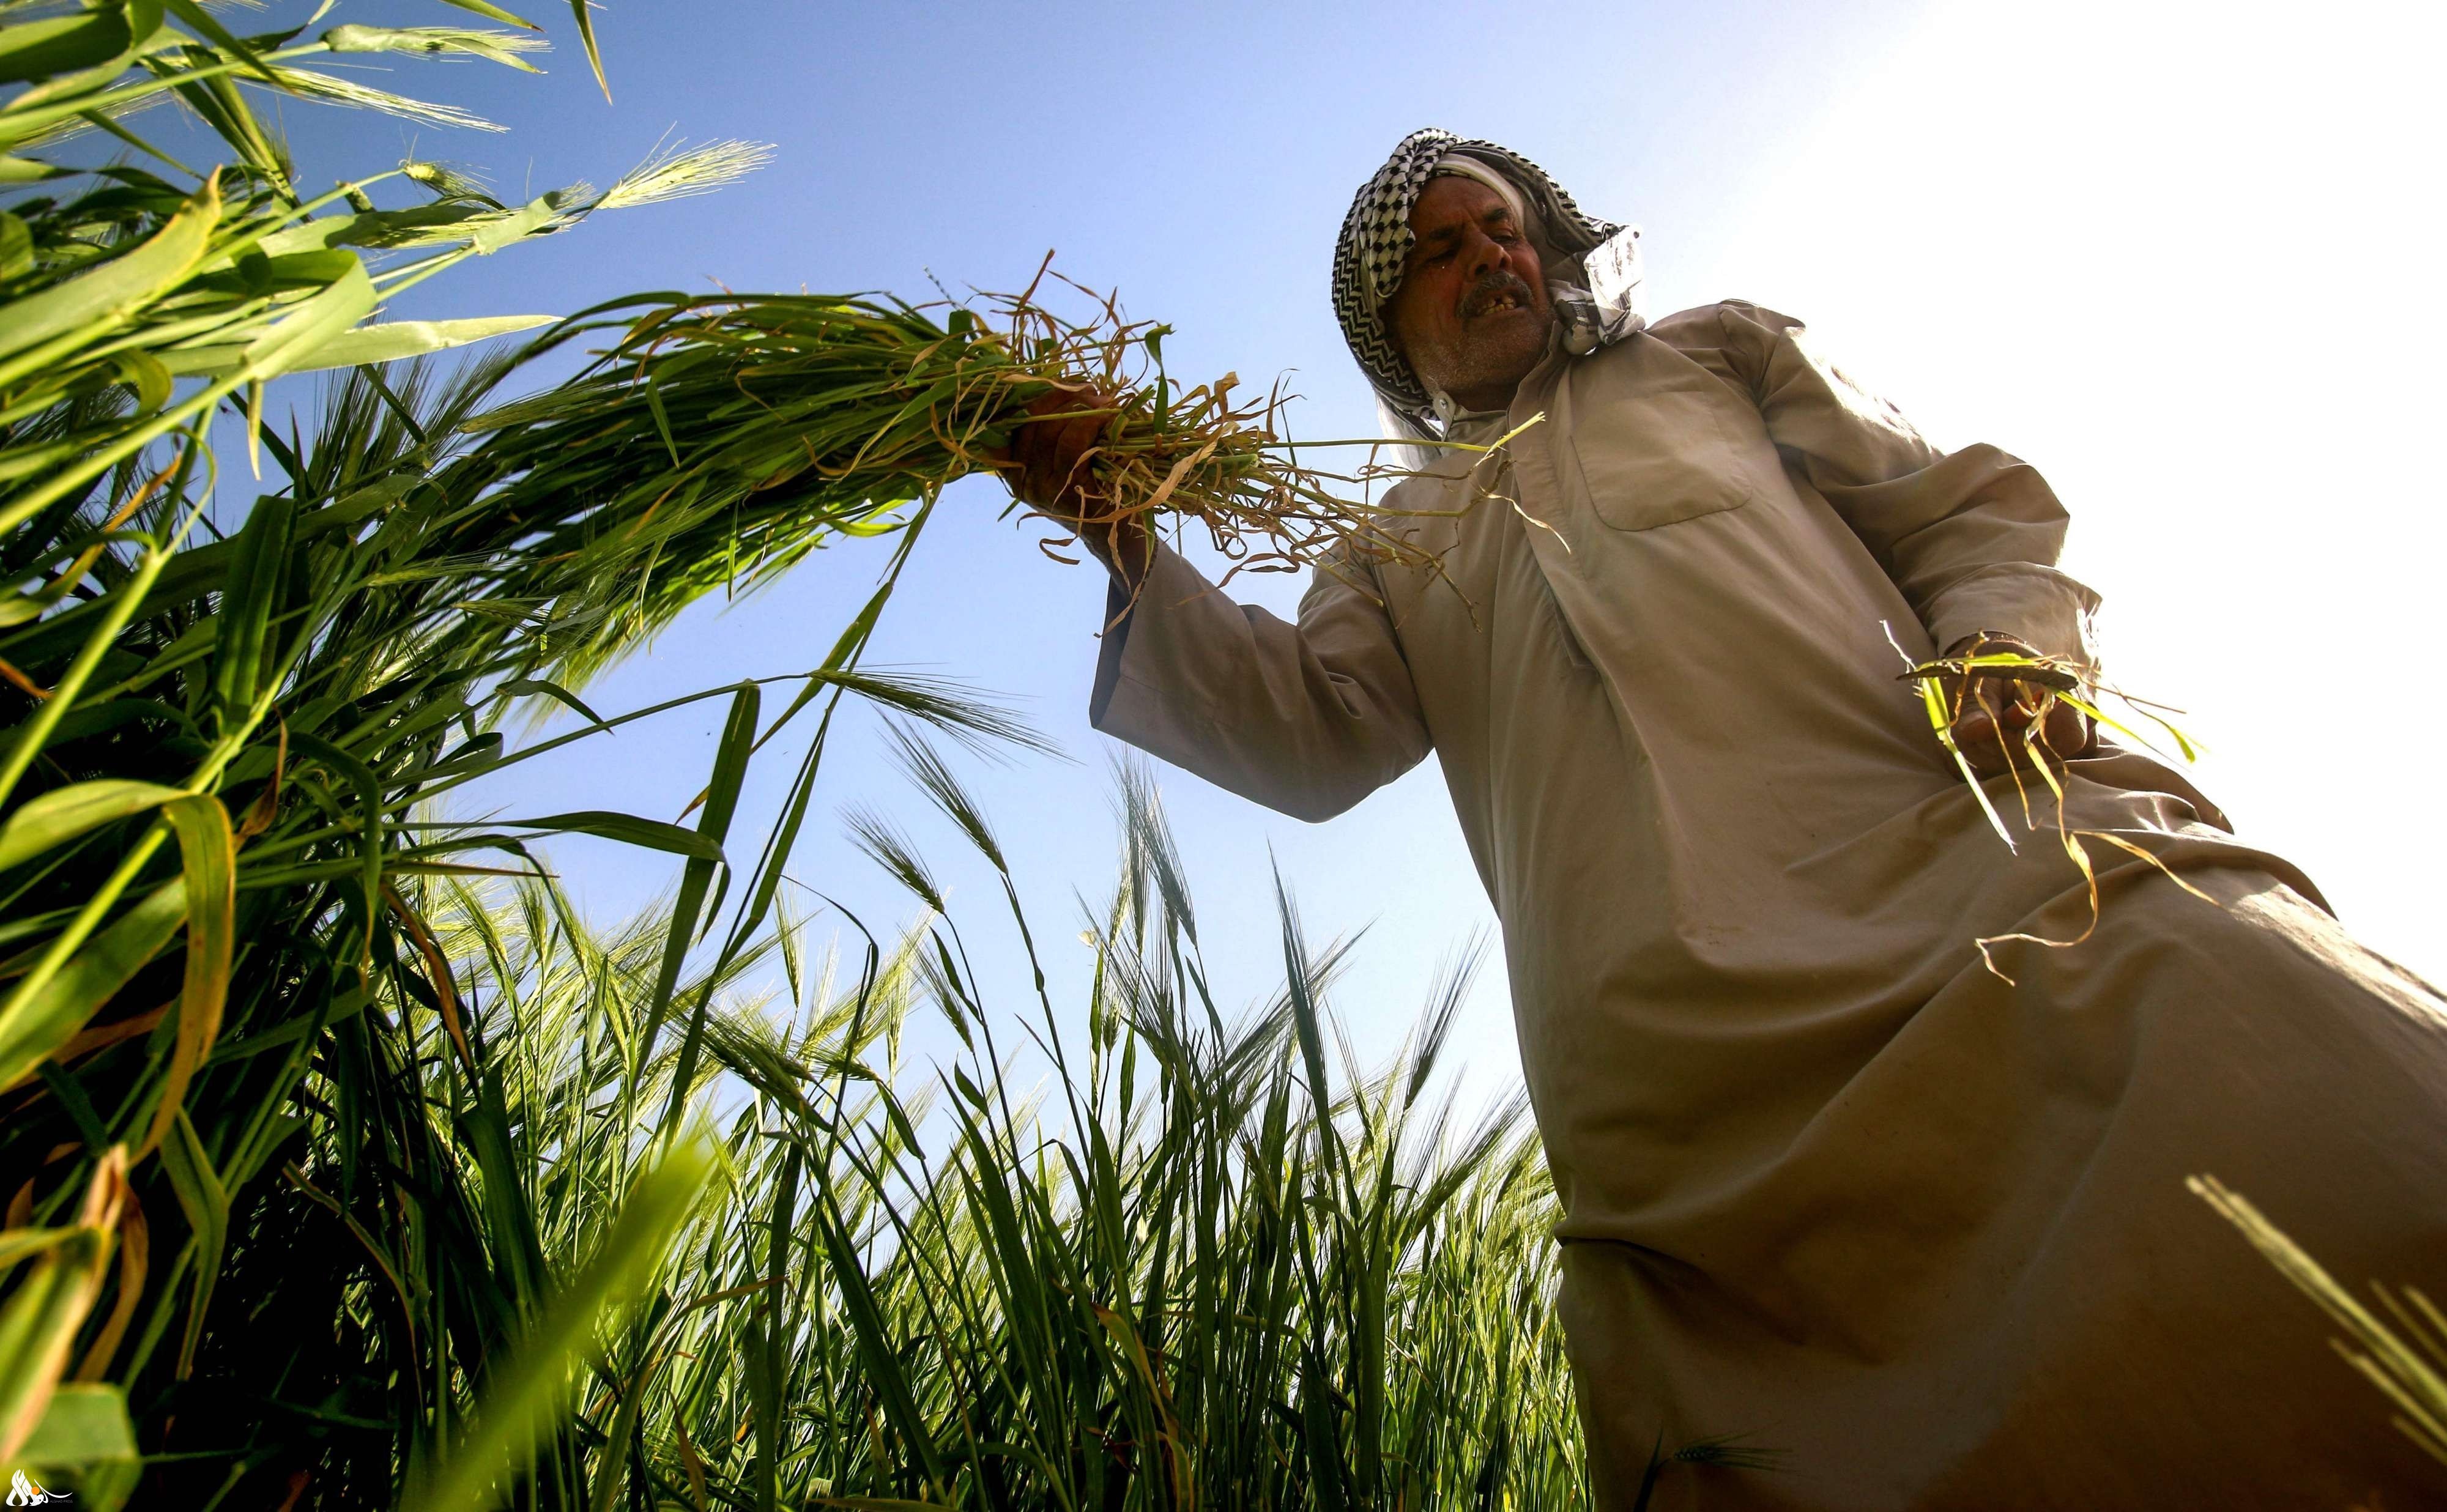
[{"left": 0, "top": 780, "right": 185, "bottom": 875}]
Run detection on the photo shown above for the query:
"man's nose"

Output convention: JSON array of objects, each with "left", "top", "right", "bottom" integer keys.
[{"left": 1461, "top": 225, "right": 1510, "bottom": 281}]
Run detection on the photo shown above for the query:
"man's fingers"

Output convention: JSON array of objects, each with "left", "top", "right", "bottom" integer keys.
[
  {"left": 1038, "top": 413, "right": 1105, "bottom": 510},
  {"left": 1007, "top": 390, "right": 1120, "bottom": 512},
  {"left": 2040, "top": 699, "right": 2095, "bottom": 759},
  {"left": 1951, "top": 716, "right": 2005, "bottom": 775},
  {"left": 1015, "top": 417, "right": 1079, "bottom": 508},
  {"left": 1948, "top": 692, "right": 2095, "bottom": 777},
  {"left": 1940, "top": 633, "right": 2096, "bottom": 775},
  {"left": 1056, "top": 410, "right": 1107, "bottom": 484}
]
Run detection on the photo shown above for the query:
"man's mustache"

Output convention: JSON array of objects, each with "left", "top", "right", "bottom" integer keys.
[{"left": 1458, "top": 270, "right": 1538, "bottom": 321}]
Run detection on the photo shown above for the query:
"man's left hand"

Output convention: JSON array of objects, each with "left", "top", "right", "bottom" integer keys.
[{"left": 1942, "top": 632, "right": 2095, "bottom": 777}]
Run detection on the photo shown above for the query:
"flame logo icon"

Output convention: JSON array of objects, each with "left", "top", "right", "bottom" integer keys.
[{"left": 4, "top": 1469, "right": 69, "bottom": 1504}]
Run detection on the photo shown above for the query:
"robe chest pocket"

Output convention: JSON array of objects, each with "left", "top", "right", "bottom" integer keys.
[{"left": 1561, "top": 361, "right": 1772, "bottom": 533}]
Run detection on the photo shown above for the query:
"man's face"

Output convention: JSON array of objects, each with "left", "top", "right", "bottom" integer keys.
[{"left": 1384, "top": 174, "right": 1554, "bottom": 414}]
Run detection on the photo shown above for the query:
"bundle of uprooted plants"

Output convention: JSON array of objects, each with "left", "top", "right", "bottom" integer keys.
[{"left": 454, "top": 272, "right": 1456, "bottom": 677}]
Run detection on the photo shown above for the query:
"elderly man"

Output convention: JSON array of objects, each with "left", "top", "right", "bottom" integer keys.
[{"left": 1007, "top": 129, "right": 2447, "bottom": 1508}]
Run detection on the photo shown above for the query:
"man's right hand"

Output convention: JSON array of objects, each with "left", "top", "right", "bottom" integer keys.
[
  {"left": 1941, "top": 632, "right": 2095, "bottom": 777},
  {"left": 995, "top": 384, "right": 1150, "bottom": 584}
]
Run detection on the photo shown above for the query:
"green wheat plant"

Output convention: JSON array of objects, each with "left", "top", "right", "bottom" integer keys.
[{"left": 388, "top": 758, "right": 1601, "bottom": 1510}]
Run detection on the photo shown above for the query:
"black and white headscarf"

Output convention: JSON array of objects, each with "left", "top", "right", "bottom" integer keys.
[{"left": 1331, "top": 128, "right": 1621, "bottom": 428}]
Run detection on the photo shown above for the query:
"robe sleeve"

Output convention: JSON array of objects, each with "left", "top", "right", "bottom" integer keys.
[
  {"left": 1710, "top": 300, "right": 2102, "bottom": 665},
  {"left": 1087, "top": 541, "right": 1432, "bottom": 822}
]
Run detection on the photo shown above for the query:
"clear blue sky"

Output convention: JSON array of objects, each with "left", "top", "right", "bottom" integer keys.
[{"left": 189, "top": 0, "right": 2446, "bottom": 1105}]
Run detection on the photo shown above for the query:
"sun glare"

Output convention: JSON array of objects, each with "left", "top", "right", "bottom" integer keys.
[{"left": 1702, "top": 0, "right": 2445, "bottom": 980}]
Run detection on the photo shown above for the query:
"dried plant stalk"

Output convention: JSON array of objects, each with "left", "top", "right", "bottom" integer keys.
[{"left": 1890, "top": 634, "right": 2215, "bottom": 980}]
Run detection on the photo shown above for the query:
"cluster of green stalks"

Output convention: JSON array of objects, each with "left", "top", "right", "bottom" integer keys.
[{"left": 396, "top": 764, "right": 1594, "bottom": 1509}]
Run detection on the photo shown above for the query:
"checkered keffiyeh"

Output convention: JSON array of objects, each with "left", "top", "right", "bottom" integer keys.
[{"left": 1331, "top": 128, "right": 1620, "bottom": 425}]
